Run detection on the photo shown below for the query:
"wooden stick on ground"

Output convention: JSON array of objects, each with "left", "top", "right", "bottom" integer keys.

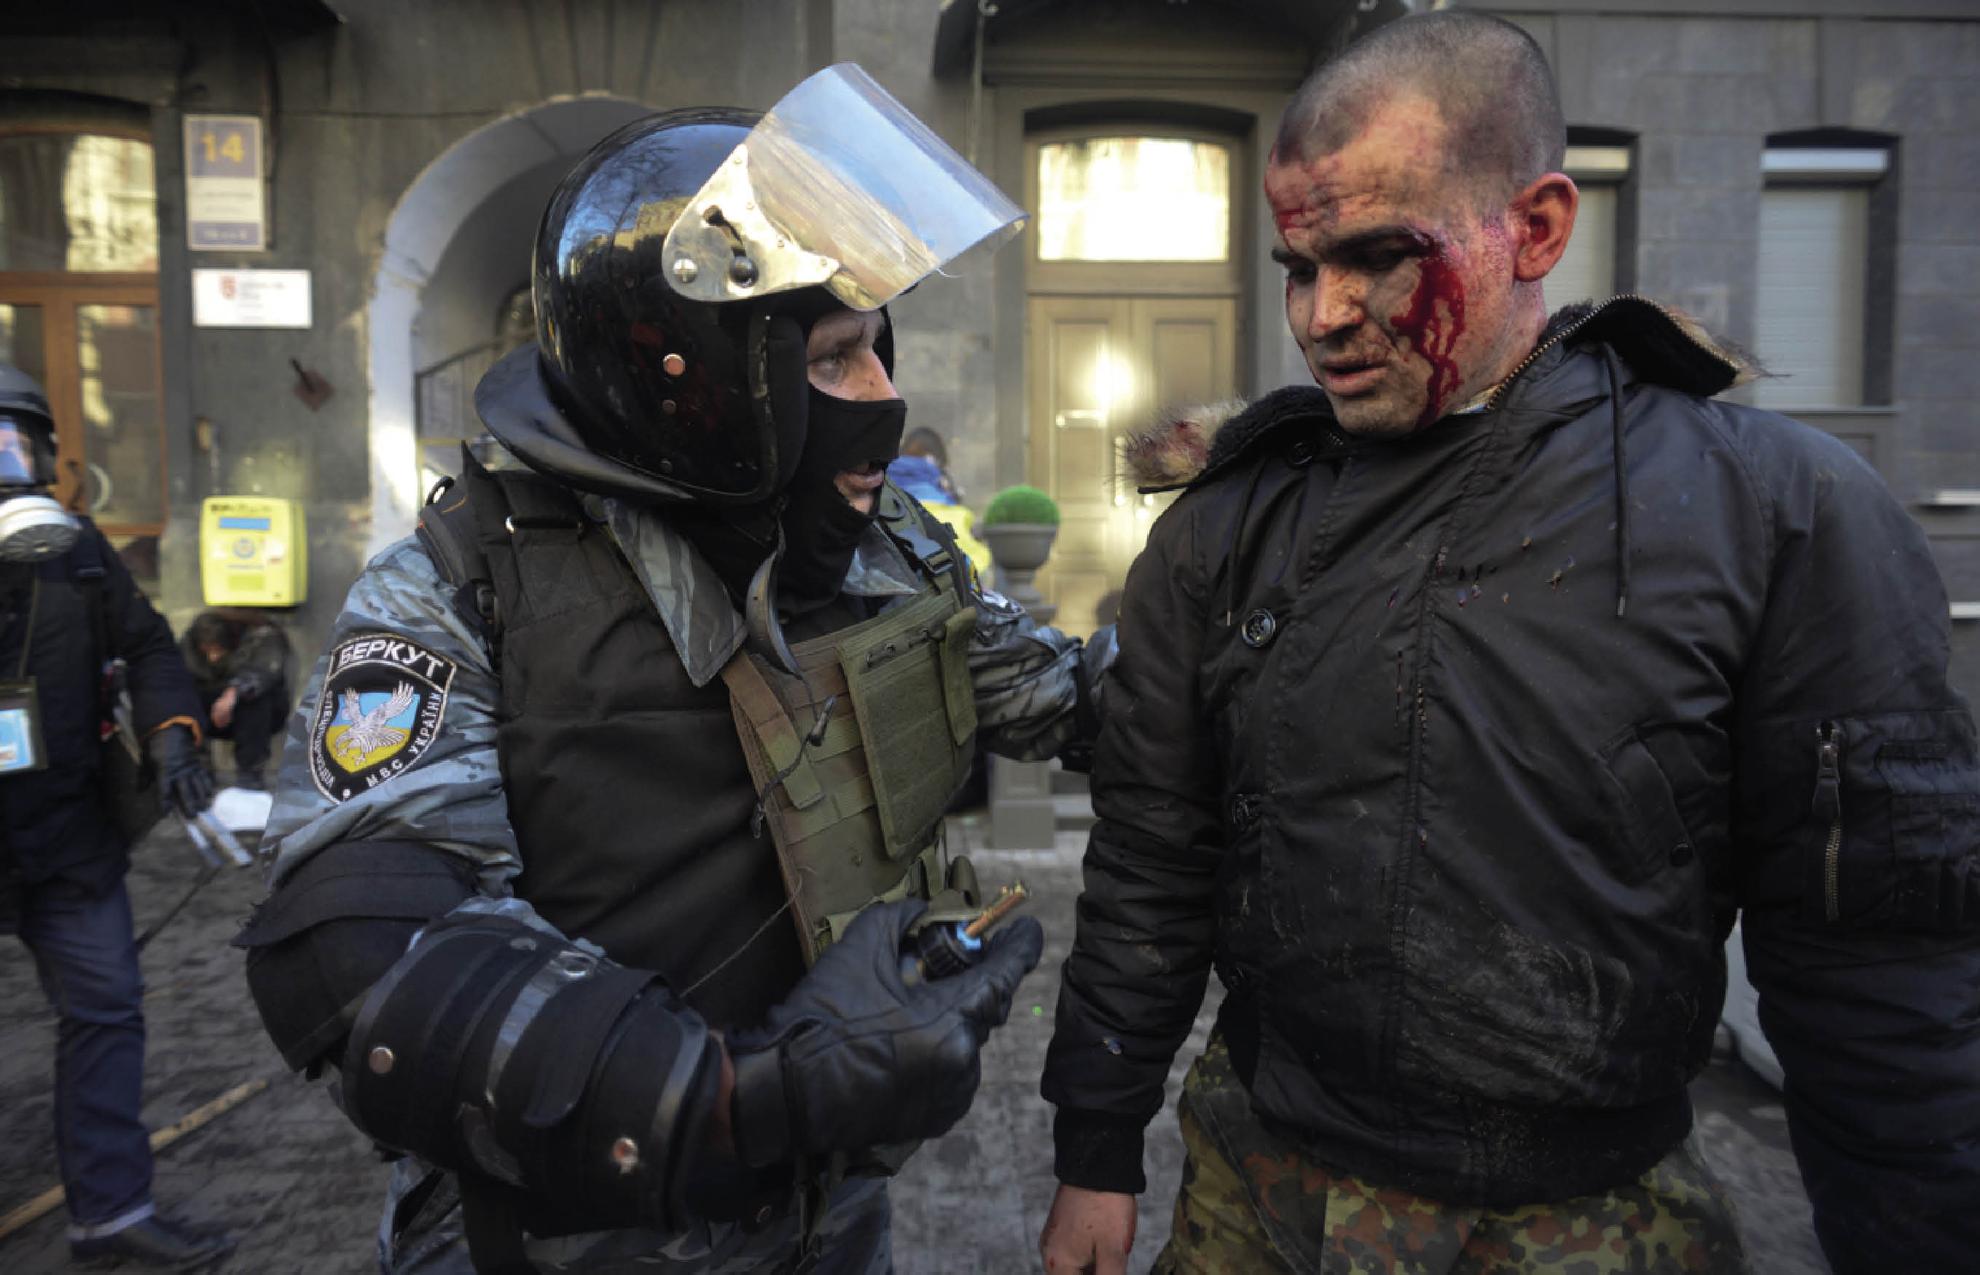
[{"left": 0, "top": 1077, "right": 270, "bottom": 1243}]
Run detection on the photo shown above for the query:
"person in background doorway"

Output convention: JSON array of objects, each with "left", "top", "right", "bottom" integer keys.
[
  {"left": 887, "top": 426, "right": 992, "bottom": 577},
  {"left": 888, "top": 427, "right": 962, "bottom": 503},
  {"left": 180, "top": 610, "right": 290, "bottom": 791}
]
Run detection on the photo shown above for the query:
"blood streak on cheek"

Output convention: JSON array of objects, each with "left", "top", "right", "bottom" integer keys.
[{"left": 1388, "top": 251, "right": 1467, "bottom": 429}]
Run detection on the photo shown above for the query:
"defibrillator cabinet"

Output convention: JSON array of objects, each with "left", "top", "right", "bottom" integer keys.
[{"left": 200, "top": 496, "right": 307, "bottom": 606}]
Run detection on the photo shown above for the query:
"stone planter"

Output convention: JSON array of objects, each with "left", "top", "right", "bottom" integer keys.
[
  {"left": 980, "top": 520, "right": 1061, "bottom": 848},
  {"left": 980, "top": 522, "right": 1058, "bottom": 624}
]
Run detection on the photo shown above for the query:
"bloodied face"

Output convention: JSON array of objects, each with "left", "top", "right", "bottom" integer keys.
[{"left": 1267, "top": 94, "right": 1534, "bottom": 437}]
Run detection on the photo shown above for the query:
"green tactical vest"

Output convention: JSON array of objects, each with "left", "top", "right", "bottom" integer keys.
[
  {"left": 417, "top": 463, "right": 983, "bottom": 1000},
  {"left": 720, "top": 486, "right": 982, "bottom": 962}
]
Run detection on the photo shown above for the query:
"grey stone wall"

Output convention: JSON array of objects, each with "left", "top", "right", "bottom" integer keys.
[
  {"left": 1488, "top": 4, "right": 1980, "bottom": 702},
  {"left": 835, "top": 0, "right": 1003, "bottom": 507},
  {"left": 4, "top": 0, "right": 832, "bottom": 672},
  {"left": 6, "top": 0, "right": 1977, "bottom": 699}
]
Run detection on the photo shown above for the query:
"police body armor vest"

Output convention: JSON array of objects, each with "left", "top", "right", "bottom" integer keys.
[
  {"left": 719, "top": 486, "right": 980, "bottom": 958},
  {"left": 417, "top": 457, "right": 980, "bottom": 1028}
]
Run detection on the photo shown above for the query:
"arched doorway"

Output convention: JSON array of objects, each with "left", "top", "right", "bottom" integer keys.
[{"left": 365, "top": 95, "right": 650, "bottom": 554}]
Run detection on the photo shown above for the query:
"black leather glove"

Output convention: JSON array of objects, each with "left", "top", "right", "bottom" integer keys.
[
  {"left": 727, "top": 898, "right": 1043, "bottom": 1168},
  {"left": 146, "top": 724, "right": 214, "bottom": 818}
]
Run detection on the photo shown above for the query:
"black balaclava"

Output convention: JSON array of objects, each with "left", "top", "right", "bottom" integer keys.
[
  {"left": 773, "top": 389, "right": 907, "bottom": 615},
  {"left": 671, "top": 296, "right": 906, "bottom": 616}
]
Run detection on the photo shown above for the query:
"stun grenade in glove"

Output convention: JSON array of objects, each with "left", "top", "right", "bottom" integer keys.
[
  {"left": 725, "top": 896, "right": 1044, "bottom": 1170},
  {"left": 900, "top": 882, "right": 1029, "bottom": 987}
]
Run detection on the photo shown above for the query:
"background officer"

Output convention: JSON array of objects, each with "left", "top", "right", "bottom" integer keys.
[{"left": 0, "top": 362, "right": 229, "bottom": 1269}]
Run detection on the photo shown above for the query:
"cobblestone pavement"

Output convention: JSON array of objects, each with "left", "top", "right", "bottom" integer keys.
[{"left": 1, "top": 819, "right": 1828, "bottom": 1275}]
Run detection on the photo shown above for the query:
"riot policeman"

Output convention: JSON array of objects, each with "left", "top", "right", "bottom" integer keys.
[{"left": 236, "top": 67, "right": 1105, "bottom": 1273}]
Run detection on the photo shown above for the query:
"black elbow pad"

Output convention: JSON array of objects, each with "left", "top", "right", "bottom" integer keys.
[
  {"left": 233, "top": 840, "right": 479, "bottom": 1073},
  {"left": 340, "top": 912, "right": 721, "bottom": 1235}
]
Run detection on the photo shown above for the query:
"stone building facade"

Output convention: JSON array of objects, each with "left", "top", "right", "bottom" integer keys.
[{"left": 1, "top": 0, "right": 1975, "bottom": 697}]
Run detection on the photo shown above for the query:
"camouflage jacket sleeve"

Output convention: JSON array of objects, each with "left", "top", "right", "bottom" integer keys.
[
  {"left": 260, "top": 537, "right": 518, "bottom": 894},
  {"left": 225, "top": 622, "right": 292, "bottom": 701},
  {"left": 967, "top": 582, "right": 1113, "bottom": 763}
]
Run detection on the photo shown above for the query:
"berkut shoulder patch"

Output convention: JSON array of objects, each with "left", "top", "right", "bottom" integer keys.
[{"left": 309, "top": 632, "right": 457, "bottom": 803}]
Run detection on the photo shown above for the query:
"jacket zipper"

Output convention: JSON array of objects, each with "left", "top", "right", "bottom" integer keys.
[
  {"left": 1813, "top": 720, "right": 1845, "bottom": 922},
  {"left": 1484, "top": 294, "right": 1737, "bottom": 412}
]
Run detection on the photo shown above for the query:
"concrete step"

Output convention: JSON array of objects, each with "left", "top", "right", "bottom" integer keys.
[
  {"left": 1054, "top": 791, "right": 1094, "bottom": 831},
  {"left": 986, "top": 757, "right": 1092, "bottom": 847}
]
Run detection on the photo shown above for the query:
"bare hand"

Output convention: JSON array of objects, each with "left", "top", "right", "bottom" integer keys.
[
  {"left": 211, "top": 687, "right": 238, "bottom": 730},
  {"left": 1039, "top": 1184, "right": 1137, "bottom": 1275}
]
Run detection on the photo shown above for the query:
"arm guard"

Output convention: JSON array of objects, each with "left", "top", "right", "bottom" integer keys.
[
  {"left": 341, "top": 910, "right": 722, "bottom": 1235},
  {"left": 235, "top": 839, "right": 480, "bottom": 1073}
]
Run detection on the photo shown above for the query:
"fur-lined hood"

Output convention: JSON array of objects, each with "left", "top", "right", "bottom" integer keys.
[{"left": 1120, "top": 295, "right": 1760, "bottom": 491}]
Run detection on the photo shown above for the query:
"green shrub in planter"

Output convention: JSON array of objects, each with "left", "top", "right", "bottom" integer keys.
[{"left": 982, "top": 484, "right": 1060, "bottom": 527}]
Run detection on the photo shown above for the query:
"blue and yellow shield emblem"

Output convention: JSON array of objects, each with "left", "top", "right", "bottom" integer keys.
[
  {"left": 309, "top": 633, "right": 456, "bottom": 803},
  {"left": 326, "top": 684, "right": 421, "bottom": 772}
]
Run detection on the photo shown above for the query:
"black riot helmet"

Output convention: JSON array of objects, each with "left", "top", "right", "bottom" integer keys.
[
  {"left": 525, "top": 108, "right": 794, "bottom": 504},
  {"left": 499, "top": 64, "right": 1027, "bottom": 507}
]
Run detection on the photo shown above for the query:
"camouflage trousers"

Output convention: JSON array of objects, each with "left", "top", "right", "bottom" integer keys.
[{"left": 1153, "top": 1038, "right": 1751, "bottom": 1275}]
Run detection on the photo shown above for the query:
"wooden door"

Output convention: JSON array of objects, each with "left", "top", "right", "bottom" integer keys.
[
  {"left": 0, "top": 279, "right": 166, "bottom": 530},
  {"left": 1027, "top": 294, "right": 1236, "bottom": 633}
]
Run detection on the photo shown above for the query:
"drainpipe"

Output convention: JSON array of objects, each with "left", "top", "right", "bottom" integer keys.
[{"left": 968, "top": 1, "right": 998, "bottom": 166}]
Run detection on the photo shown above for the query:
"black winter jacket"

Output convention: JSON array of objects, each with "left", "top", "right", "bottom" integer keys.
[
  {"left": 1043, "top": 299, "right": 1980, "bottom": 1272},
  {"left": 181, "top": 612, "right": 290, "bottom": 703},
  {"left": 0, "top": 522, "right": 204, "bottom": 893}
]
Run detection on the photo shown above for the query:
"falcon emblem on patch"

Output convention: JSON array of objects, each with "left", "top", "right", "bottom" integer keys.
[{"left": 309, "top": 632, "right": 456, "bottom": 803}]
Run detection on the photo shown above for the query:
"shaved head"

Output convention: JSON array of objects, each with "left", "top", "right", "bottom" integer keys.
[
  {"left": 1264, "top": 12, "right": 1582, "bottom": 436},
  {"left": 1275, "top": 11, "right": 1565, "bottom": 210}
]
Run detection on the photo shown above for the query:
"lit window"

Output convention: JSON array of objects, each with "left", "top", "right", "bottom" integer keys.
[
  {"left": 1, "top": 127, "right": 165, "bottom": 563},
  {"left": 0, "top": 134, "right": 157, "bottom": 272},
  {"left": 1754, "top": 145, "right": 1888, "bottom": 410},
  {"left": 1549, "top": 143, "right": 1630, "bottom": 308},
  {"left": 1036, "top": 137, "right": 1230, "bottom": 262}
]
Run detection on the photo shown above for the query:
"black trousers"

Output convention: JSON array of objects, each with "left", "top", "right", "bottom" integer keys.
[
  {"left": 15, "top": 871, "right": 154, "bottom": 1228},
  {"left": 204, "top": 679, "right": 288, "bottom": 774}
]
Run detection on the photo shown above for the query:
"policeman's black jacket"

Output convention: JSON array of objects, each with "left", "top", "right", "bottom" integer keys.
[
  {"left": 0, "top": 521, "right": 203, "bottom": 894},
  {"left": 1041, "top": 299, "right": 1980, "bottom": 1273}
]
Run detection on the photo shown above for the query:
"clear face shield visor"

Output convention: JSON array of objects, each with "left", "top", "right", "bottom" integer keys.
[
  {"left": 0, "top": 412, "right": 78, "bottom": 562},
  {"left": 662, "top": 64, "right": 1027, "bottom": 312},
  {"left": 0, "top": 414, "right": 59, "bottom": 489}
]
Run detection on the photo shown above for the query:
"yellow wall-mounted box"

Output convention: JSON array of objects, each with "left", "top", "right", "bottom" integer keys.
[{"left": 199, "top": 496, "right": 307, "bottom": 607}]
